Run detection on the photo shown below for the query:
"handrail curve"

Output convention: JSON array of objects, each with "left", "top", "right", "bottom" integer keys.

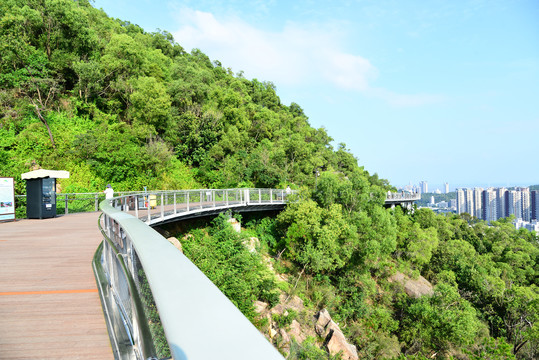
[{"left": 95, "top": 189, "right": 290, "bottom": 360}]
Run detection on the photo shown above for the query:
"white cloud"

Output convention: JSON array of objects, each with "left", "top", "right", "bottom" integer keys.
[
  {"left": 369, "top": 88, "right": 447, "bottom": 107},
  {"left": 172, "top": 8, "right": 375, "bottom": 86},
  {"left": 171, "top": 8, "right": 443, "bottom": 107}
]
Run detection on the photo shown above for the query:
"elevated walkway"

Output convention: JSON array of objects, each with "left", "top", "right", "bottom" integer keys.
[
  {"left": 0, "top": 188, "right": 418, "bottom": 359},
  {"left": 0, "top": 213, "right": 113, "bottom": 359},
  {"left": 385, "top": 192, "right": 421, "bottom": 209}
]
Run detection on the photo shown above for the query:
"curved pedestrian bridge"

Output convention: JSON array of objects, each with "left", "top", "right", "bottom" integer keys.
[{"left": 1, "top": 188, "right": 418, "bottom": 359}]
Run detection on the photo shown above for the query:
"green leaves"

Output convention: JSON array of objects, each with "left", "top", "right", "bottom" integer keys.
[
  {"left": 399, "top": 283, "right": 483, "bottom": 354},
  {"left": 277, "top": 200, "right": 358, "bottom": 273},
  {"left": 181, "top": 214, "right": 279, "bottom": 321},
  {"left": 129, "top": 76, "right": 171, "bottom": 130}
]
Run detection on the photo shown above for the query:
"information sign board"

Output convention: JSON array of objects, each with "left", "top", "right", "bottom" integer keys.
[{"left": 0, "top": 177, "right": 15, "bottom": 221}]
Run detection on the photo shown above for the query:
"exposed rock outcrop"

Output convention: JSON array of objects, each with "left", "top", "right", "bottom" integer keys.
[
  {"left": 272, "top": 294, "right": 304, "bottom": 315},
  {"left": 255, "top": 299, "right": 358, "bottom": 359},
  {"left": 288, "top": 320, "right": 305, "bottom": 344},
  {"left": 243, "top": 236, "right": 260, "bottom": 253},
  {"left": 167, "top": 237, "right": 182, "bottom": 253},
  {"left": 388, "top": 271, "right": 433, "bottom": 298},
  {"left": 315, "top": 308, "right": 332, "bottom": 336},
  {"left": 254, "top": 300, "right": 268, "bottom": 314},
  {"left": 315, "top": 309, "right": 359, "bottom": 360},
  {"left": 227, "top": 217, "right": 241, "bottom": 232},
  {"left": 255, "top": 294, "right": 312, "bottom": 351}
]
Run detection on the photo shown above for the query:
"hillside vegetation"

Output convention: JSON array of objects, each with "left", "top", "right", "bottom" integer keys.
[
  {"left": 0, "top": 0, "right": 386, "bottom": 195},
  {"left": 1, "top": 1, "right": 537, "bottom": 359}
]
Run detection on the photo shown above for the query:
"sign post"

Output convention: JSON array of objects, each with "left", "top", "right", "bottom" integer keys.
[{"left": 0, "top": 177, "right": 15, "bottom": 222}]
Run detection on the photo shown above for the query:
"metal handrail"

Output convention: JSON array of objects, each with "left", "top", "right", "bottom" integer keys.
[
  {"left": 386, "top": 192, "right": 421, "bottom": 201},
  {"left": 95, "top": 188, "right": 290, "bottom": 360},
  {"left": 108, "top": 188, "right": 291, "bottom": 225},
  {"left": 15, "top": 191, "right": 143, "bottom": 217},
  {"left": 14, "top": 190, "right": 414, "bottom": 218}
]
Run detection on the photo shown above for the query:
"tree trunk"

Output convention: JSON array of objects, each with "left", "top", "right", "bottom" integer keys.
[
  {"left": 33, "top": 103, "right": 56, "bottom": 148},
  {"left": 514, "top": 340, "right": 528, "bottom": 355}
]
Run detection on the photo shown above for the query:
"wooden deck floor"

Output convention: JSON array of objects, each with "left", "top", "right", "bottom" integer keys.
[{"left": 0, "top": 212, "right": 113, "bottom": 359}]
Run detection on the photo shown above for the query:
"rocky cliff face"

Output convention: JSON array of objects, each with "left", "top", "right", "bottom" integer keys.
[
  {"left": 255, "top": 295, "right": 358, "bottom": 359},
  {"left": 315, "top": 309, "right": 359, "bottom": 360}
]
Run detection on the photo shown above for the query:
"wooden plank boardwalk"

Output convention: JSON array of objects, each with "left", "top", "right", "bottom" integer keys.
[{"left": 0, "top": 213, "right": 113, "bottom": 359}]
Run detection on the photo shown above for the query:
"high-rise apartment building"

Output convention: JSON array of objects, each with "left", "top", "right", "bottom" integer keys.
[
  {"left": 444, "top": 182, "right": 449, "bottom": 194},
  {"left": 419, "top": 181, "right": 428, "bottom": 194},
  {"left": 507, "top": 190, "right": 522, "bottom": 219},
  {"left": 482, "top": 188, "right": 497, "bottom": 222},
  {"left": 456, "top": 188, "right": 466, "bottom": 215},
  {"left": 464, "top": 188, "right": 474, "bottom": 216},
  {"left": 519, "top": 187, "right": 531, "bottom": 221},
  {"left": 496, "top": 187, "right": 507, "bottom": 218},
  {"left": 531, "top": 190, "right": 539, "bottom": 220},
  {"left": 473, "top": 188, "right": 483, "bottom": 219}
]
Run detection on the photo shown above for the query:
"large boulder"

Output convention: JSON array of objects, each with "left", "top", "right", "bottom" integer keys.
[
  {"left": 315, "top": 309, "right": 358, "bottom": 360},
  {"left": 254, "top": 300, "right": 268, "bottom": 314},
  {"left": 388, "top": 271, "right": 433, "bottom": 298},
  {"left": 288, "top": 320, "right": 305, "bottom": 343},
  {"left": 315, "top": 308, "right": 332, "bottom": 336},
  {"left": 325, "top": 324, "right": 359, "bottom": 360},
  {"left": 272, "top": 294, "right": 304, "bottom": 315},
  {"left": 167, "top": 237, "right": 182, "bottom": 253},
  {"left": 227, "top": 217, "right": 241, "bottom": 232}
]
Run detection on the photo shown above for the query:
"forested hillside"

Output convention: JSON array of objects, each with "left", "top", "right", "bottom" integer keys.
[
  {"left": 0, "top": 0, "right": 386, "bottom": 195},
  {"left": 1, "top": 1, "right": 537, "bottom": 359}
]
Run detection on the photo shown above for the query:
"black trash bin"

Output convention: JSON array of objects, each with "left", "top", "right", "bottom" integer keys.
[{"left": 21, "top": 169, "right": 70, "bottom": 219}]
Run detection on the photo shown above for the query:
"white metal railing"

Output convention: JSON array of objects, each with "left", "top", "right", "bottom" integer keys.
[
  {"left": 94, "top": 188, "right": 293, "bottom": 360},
  {"left": 14, "top": 190, "right": 412, "bottom": 219},
  {"left": 14, "top": 191, "right": 140, "bottom": 218},
  {"left": 108, "top": 188, "right": 291, "bottom": 225},
  {"left": 386, "top": 192, "right": 421, "bottom": 201}
]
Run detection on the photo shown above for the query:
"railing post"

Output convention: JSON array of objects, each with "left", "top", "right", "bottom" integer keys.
[
  {"left": 65, "top": 194, "right": 68, "bottom": 215},
  {"left": 186, "top": 191, "right": 190, "bottom": 212},
  {"left": 212, "top": 190, "right": 216, "bottom": 208},
  {"left": 147, "top": 196, "right": 151, "bottom": 223},
  {"left": 95, "top": 194, "right": 99, "bottom": 211},
  {"left": 226, "top": 190, "right": 229, "bottom": 206},
  {"left": 174, "top": 192, "right": 177, "bottom": 214},
  {"left": 161, "top": 193, "right": 164, "bottom": 221},
  {"left": 258, "top": 189, "right": 261, "bottom": 204},
  {"left": 200, "top": 190, "right": 203, "bottom": 209},
  {"left": 135, "top": 195, "right": 139, "bottom": 218},
  {"left": 270, "top": 189, "right": 273, "bottom": 204}
]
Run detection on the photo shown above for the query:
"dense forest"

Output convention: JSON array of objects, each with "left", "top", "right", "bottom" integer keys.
[{"left": 1, "top": 1, "right": 537, "bottom": 359}]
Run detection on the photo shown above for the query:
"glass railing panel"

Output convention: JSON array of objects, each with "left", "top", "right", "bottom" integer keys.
[
  {"left": 97, "top": 213, "right": 171, "bottom": 360},
  {"left": 95, "top": 189, "right": 293, "bottom": 360}
]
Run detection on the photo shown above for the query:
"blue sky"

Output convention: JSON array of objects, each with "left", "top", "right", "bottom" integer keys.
[{"left": 93, "top": 0, "right": 539, "bottom": 190}]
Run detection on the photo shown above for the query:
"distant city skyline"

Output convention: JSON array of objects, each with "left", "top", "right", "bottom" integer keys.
[
  {"left": 455, "top": 187, "right": 538, "bottom": 224},
  {"left": 399, "top": 181, "right": 537, "bottom": 193},
  {"left": 92, "top": 0, "right": 539, "bottom": 186}
]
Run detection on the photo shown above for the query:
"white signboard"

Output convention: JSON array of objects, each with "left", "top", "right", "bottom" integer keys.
[{"left": 0, "top": 177, "right": 15, "bottom": 221}]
